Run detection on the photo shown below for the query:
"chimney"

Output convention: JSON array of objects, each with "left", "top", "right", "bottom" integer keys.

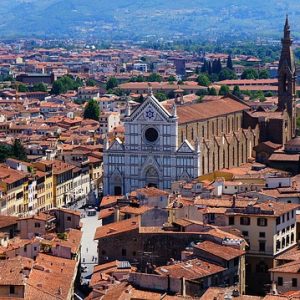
[
  {"left": 45, "top": 149, "right": 51, "bottom": 160},
  {"left": 232, "top": 194, "right": 237, "bottom": 208}
]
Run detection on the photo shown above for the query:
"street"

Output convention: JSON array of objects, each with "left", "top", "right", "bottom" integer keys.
[{"left": 68, "top": 199, "right": 102, "bottom": 281}]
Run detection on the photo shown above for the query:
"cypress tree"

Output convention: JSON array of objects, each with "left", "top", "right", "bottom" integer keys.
[{"left": 227, "top": 55, "right": 233, "bottom": 70}]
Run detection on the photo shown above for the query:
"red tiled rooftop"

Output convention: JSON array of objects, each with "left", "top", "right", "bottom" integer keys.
[
  {"left": 94, "top": 217, "right": 139, "bottom": 240},
  {"left": 194, "top": 240, "right": 245, "bottom": 261}
]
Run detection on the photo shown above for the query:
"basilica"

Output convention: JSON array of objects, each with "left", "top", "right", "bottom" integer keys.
[{"left": 103, "top": 18, "right": 296, "bottom": 196}]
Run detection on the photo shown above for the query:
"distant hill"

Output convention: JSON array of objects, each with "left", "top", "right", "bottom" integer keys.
[{"left": 0, "top": 0, "right": 300, "bottom": 40}]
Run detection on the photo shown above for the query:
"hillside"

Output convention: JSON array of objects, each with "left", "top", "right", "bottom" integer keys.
[{"left": 0, "top": 0, "right": 300, "bottom": 40}]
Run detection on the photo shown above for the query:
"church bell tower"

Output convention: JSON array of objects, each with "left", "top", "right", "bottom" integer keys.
[{"left": 278, "top": 16, "right": 297, "bottom": 139}]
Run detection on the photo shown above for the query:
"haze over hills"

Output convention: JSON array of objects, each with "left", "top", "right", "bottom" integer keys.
[{"left": 1, "top": 0, "right": 300, "bottom": 41}]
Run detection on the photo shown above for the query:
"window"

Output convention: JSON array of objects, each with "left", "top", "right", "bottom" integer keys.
[
  {"left": 259, "top": 232, "right": 266, "bottom": 238},
  {"left": 229, "top": 216, "right": 235, "bottom": 225},
  {"left": 292, "top": 210, "right": 294, "bottom": 218},
  {"left": 276, "top": 240, "right": 281, "bottom": 251},
  {"left": 9, "top": 286, "right": 15, "bottom": 294},
  {"left": 242, "top": 231, "right": 249, "bottom": 237},
  {"left": 257, "top": 218, "right": 268, "bottom": 227},
  {"left": 259, "top": 241, "right": 266, "bottom": 252},
  {"left": 276, "top": 217, "right": 281, "bottom": 225},
  {"left": 287, "top": 212, "right": 290, "bottom": 221},
  {"left": 292, "top": 278, "right": 297, "bottom": 287},
  {"left": 277, "top": 277, "right": 283, "bottom": 286},
  {"left": 34, "top": 222, "right": 41, "bottom": 228},
  {"left": 240, "top": 217, "right": 250, "bottom": 226},
  {"left": 133, "top": 251, "right": 136, "bottom": 256},
  {"left": 121, "top": 248, "right": 127, "bottom": 256},
  {"left": 67, "top": 216, "right": 71, "bottom": 221},
  {"left": 101, "top": 250, "right": 106, "bottom": 255},
  {"left": 282, "top": 214, "right": 285, "bottom": 223}
]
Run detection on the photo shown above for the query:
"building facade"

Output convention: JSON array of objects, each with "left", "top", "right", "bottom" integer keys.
[{"left": 103, "top": 93, "right": 201, "bottom": 195}]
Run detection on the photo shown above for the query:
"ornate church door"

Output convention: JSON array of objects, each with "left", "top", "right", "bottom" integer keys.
[{"left": 145, "top": 167, "right": 159, "bottom": 188}]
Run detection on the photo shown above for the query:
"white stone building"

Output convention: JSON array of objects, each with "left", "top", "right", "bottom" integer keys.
[{"left": 103, "top": 93, "right": 201, "bottom": 195}]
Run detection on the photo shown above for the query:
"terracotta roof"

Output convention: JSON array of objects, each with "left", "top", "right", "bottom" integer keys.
[
  {"left": 0, "top": 164, "right": 27, "bottom": 184},
  {"left": 155, "top": 258, "right": 225, "bottom": 280},
  {"left": 217, "top": 79, "right": 277, "bottom": 85},
  {"left": 276, "top": 245, "right": 300, "bottom": 262},
  {"left": 175, "top": 96, "right": 249, "bottom": 124},
  {"left": 94, "top": 217, "right": 139, "bottom": 240},
  {"left": 201, "top": 287, "right": 262, "bottom": 300},
  {"left": 269, "top": 259, "right": 300, "bottom": 274},
  {"left": 195, "top": 240, "right": 245, "bottom": 261},
  {"left": 130, "top": 186, "right": 169, "bottom": 197},
  {"left": 0, "top": 256, "right": 33, "bottom": 286},
  {"left": 269, "top": 153, "right": 300, "bottom": 162},
  {"left": 119, "top": 205, "right": 151, "bottom": 215},
  {"left": 100, "top": 195, "right": 120, "bottom": 208},
  {"left": 98, "top": 207, "right": 115, "bottom": 220},
  {"left": 25, "top": 253, "right": 77, "bottom": 300},
  {"left": 0, "top": 215, "right": 18, "bottom": 228}
]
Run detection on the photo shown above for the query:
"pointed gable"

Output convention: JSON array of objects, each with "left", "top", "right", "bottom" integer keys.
[
  {"left": 128, "top": 94, "right": 173, "bottom": 123},
  {"left": 177, "top": 140, "right": 195, "bottom": 153},
  {"left": 109, "top": 138, "right": 125, "bottom": 151}
]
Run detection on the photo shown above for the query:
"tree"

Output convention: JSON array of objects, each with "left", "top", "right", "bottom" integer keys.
[
  {"left": 51, "top": 80, "right": 65, "bottom": 95},
  {"left": 0, "top": 144, "right": 13, "bottom": 162},
  {"left": 167, "top": 75, "right": 176, "bottom": 82},
  {"left": 196, "top": 89, "right": 209, "bottom": 96},
  {"left": 86, "top": 79, "right": 97, "bottom": 86},
  {"left": 226, "top": 55, "right": 233, "bottom": 70},
  {"left": 12, "top": 139, "right": 27, "bottom": 161},
  {"left": 208, "top": 87, "right": 217, "bottom": 95},
  {"left": 51, "top": 75, "right": 83, "bottom": 95},
  {"left": 212, "top": 59, "right": 222, "bottom": 74},
  {"left": 154, "top": 92, "right": 167, "bottom": 102},
  {"left": 218, "top": 68, "right": 237, "bottom": 81},
  {"left": 241, "top": 68, "right": 259, "bottom": 80},
  {"left": 130, "top": 75, "right": 145, "bottom": 82},
  {"left": 197, "top": 74, "right": 211, "bottom": 87},
  {"left": 201, "top": 60, "right": 209, "bottom": 73},
  {"left": 18, "top": 84, "right": 29, "bottom": 92},
  {"left": 137, "top": 94, "right": 144, "bottom": 103},
  {"left": 219, "top": 85, "right": 230, "bottom": 96},
  {"left": 264, "top": 91, "right": 274, "bottom": 97},
  {"left": 32, "top": 83, "right": 47, "bottom": 92},
  {"left": 83, "top": 99, "right": 100, "bottom": 121},
  {"left": 147, "top": 73, "right": 162, "bottom": 82},
  {"left": 106, "top": 77, "right": 118, "bottom": 90},
  {"left": 207, "top": 61, "right": 212, "bottom": 75},
  {"left": 259, "top": 69, "right": 269, "bottom": 79},
  {"left": 232, "top": 85, "right": 243, "bottom": 99}
]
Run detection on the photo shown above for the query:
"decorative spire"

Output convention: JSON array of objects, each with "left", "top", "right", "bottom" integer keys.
[
  {"left": 125, "top": 101, "right": 132, "bottom": 116},
  {"left": 105, "top": 138, "right": 110, "bottom": 150},
  {"left": 283, "top": 14, "right": 291, "bottom": 42},
  {"left": 172, "top": 103, "right": 177, "bottom": 117},
  {"left": 147, "top": 83, "right": 153, "bottom": 96}
]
